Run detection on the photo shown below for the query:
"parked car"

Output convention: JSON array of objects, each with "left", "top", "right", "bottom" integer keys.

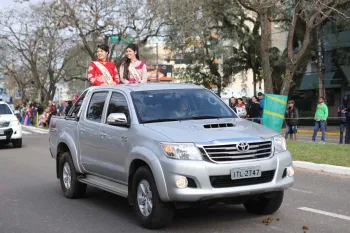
[
  {"left": 0, "top": 101, "right": 22, "bottom": 148},
  {"left": 49, "top": 84, "right": 294, "bottom": 229}
]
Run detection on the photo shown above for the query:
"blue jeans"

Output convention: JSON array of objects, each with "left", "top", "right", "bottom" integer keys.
[
  {"left": 345, "top": 123, "right": 350, "bottom": 144},
  {"left": 312, "top": 121, "right": 326, "bottom": 142},
  {"left": 340, "top": 123, "right": 347, "bottom": 144},
  {"left": 285, "top": 125, "right": 297, "bottom": 139}
]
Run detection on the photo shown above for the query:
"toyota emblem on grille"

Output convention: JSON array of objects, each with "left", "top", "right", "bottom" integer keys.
[{"left": 236, "top": 142, "right": 249, "bottom": 152}]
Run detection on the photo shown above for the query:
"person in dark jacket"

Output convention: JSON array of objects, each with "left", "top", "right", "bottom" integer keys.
[
  {"left": 338, "top": 104, "right": 347, "bottom": 144},
  {"left": 284, "top": 100, "right": 299, "bottom": 140},
  {"left": 247, "top": 96, "right": 261, "bottom": 123},
  {"left": 342, "top": 92, "right": 350, "bottom": 144},
  {"left": 229, "top": 97, "right": 237, "bottom": 113}
]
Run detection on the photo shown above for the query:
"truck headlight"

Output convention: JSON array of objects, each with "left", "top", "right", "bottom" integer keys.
[
  {"left": 160, "top": 143, "right": 203, "bottom": 160},
  {"left": 274, "top": 135, "right": 287, "bottom": 153},
  {"left": 10, "top": 120, "right": 20, "bottom": 126}
]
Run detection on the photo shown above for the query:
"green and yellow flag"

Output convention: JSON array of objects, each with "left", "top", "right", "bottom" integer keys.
[{"left": 262, "top": 94, "right": 288, "bottom": 133}]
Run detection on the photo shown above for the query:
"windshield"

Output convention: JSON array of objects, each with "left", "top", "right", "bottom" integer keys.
[
  {"left": 0, "top": 104, "right": 13, "bottom": 115},
  {"left": 131, "top": 89, "right": 237, "bottom": 123}
]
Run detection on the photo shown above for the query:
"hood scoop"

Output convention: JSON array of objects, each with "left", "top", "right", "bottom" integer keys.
[{"left": 203, "top": 123, "right": 235, "bottom": 129}]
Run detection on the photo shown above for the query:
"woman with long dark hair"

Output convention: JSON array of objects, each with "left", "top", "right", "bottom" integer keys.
[
  {"left": 119, "top": 44, "right": 148, "bottom": 84},
  {"left": 88, "top": 44, "right": 120, "bottom": 86}
]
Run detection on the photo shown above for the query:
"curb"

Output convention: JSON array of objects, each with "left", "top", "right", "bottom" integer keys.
[
  {"left": 293, "top": 161, "right": 350, "bottom": 176},
  {"left": 281, "top": 129, "right": 339, "bottom": 136}
]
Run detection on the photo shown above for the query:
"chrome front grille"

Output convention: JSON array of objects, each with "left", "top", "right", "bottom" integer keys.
[
  {"left": 0, "top": 122, "right": 10, "bottom": 128},
  {"left": 201, "top": 141, "right": 273, "bottom": 162}
]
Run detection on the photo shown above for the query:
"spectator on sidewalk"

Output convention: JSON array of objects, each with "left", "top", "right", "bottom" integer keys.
[
  {"left": 312, "top": 97, "right": 328, "bottom": 143},
  {"left": 337, "top": 103, "right": 347, "bottom": 144},
  {"left": 247, "top": 96, "right": 261, "bottom": 123},
  {"left": 257, "top": 92, "right": 264, "bottom": 123},
  {"left": 342, "top": 92, "right": 350, "bottom": 144},
  {"left": 284, "top": 100, "right": 299, "bottom": 141},
  {"left": 229, "top": 97, "right": 236, "bottom": 113}
]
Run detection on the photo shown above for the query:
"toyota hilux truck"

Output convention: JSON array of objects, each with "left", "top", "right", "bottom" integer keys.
[{"left": 49, "top": 84, "right": 294, "bottom": 229}]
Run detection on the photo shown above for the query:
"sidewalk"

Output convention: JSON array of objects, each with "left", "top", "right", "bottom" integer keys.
[
  {"left": 281, "top": 125, "right": 340, "bottom": 136},
  {"left": 22, "top": 125, "right": 49, "bottom": 132}
]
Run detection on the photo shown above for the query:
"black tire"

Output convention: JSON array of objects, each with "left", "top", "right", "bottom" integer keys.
[
  {"left": 244, "top": 191, "right": 284, "bottom": 215},
  {"left": 12, "top": 138, "right": 22, "bottom": 148},
  {"left": 132, "top": 166, "right": 174, "bottom": 229},
  {"left": 59, "top": 151, "right": 87, "bottom": 199}
]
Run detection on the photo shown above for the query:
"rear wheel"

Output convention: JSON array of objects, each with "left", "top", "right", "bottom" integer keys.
[
  {"left": 244, "top": 191, "right": 284, "bottom": 215},
  {"left": 59, "top": 151, "right": 87, "bottom": 199},
  {"left": 133, "top": 166, "right": 174, "bottom": 229},
  {"left": 12, "top": 138, "right": 22, "bottom": 148}
]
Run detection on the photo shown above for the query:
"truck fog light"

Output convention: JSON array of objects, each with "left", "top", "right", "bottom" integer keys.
[
  {"left": 287, "top": 166, "right": 294, "bottom": 177},
  {"left": 175, "top": 176, "right": 188, "bottom": 189}
]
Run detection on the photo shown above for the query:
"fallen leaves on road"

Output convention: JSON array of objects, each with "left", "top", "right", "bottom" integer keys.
[{"left": 262, "top": 217, "right": 273, "bottom": 224}]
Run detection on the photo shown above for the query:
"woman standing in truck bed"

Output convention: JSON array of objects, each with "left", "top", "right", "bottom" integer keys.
[{"left": 88, "top": 44, "right": 120, "bottom": 86}]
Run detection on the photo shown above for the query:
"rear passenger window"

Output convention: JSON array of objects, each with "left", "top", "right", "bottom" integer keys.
[{"left": 86, "top": 92, "right": 109, "bottom": 123}]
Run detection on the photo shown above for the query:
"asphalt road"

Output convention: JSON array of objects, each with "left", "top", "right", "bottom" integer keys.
[{"left": 1, "top": 132, "right": 349, "bottom": 233}]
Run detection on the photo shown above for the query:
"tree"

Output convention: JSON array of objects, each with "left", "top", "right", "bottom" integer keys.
[
  {"left": 0, "top": 2, "right": 83, "bottom": 103},
  {"left": 0, "top": 8, "right": 46, "bottom": 102},
  {"left": 237, "top": 0, "right": 350, "bottom": 95},
  {"left": 55, "top": 0, "right": 170, "bottom": 64},
  {"left": 165, "top": 0, "right": 249, "bottom": 96}
]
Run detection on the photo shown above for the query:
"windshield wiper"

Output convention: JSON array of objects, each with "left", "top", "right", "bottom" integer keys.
[{"left": 142, "top": 118, "right": 180, "bottom": 123}]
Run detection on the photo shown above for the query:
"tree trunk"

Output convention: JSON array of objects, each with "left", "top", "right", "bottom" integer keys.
[
  {"left": 280, "top": 68, "right": 294, "bottom": 95},
  {"left": 253, "top": 72, "right": 257, "bottom": 95},
  {"left": 37, "top": 87, "right": 42, "bottom": 103},
  {"left": 259, "top": 10, "right": 273, "bottom": 94},
  {"left": 317, "top": 25, "right": 325, "bottom": 99},
  {"left": 217, "top": 75, "right": 222, "bottom": 97}
]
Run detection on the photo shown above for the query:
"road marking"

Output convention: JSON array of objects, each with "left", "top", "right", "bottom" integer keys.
[
  {"left": 290, "top": 188, "right": 314, "bottom": 194},
  {"left": 298, "top": 207, "right": 350, "bottom": 221},
  {"left": 22, "top": 131, "right": 32, "bottom": 135}
]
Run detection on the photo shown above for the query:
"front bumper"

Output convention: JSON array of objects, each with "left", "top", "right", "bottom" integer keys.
[
  {"left": 0, "top": 125, "right": 22, "bottom": 141},
  {"left": 156, "top": 150, "right": 294, "bottom": 202}
]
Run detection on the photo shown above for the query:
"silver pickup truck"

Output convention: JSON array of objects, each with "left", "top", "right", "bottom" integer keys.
[{"left": 49, "top": 83, "right": 294, "bottom": 229}]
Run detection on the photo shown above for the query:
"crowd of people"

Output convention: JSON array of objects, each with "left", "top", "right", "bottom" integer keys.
[
  {"left": 228, "top": 93, "right": 349, "bottom": 144},
  {"left": 14, "top": 100, "right": 73, "bottom": 128}
]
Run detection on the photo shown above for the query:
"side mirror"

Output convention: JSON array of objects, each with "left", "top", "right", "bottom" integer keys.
[
  {"left": 235, "top": 106, "right": 247, "bottom": 118},
  {"left": 107, "top": 113, "right": 129, "bottom": 127},
  {"left": 14, "top": 110, "right": 20, "bottom": 114}
]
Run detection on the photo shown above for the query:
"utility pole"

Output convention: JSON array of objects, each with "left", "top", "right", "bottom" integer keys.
[
  {"left": 317, "top": 25, "right": 326, "bottom": 99},
  {"left": 156, "top": 43, "right": 159, "bottom": 82}
]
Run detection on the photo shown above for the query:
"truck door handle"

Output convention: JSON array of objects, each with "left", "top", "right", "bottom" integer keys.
[
  {"left": 100, "top": 132, "right": 107, "bottom": 137},
  {"left": 80, "top": 128, "right": 86, "bottom": 132}
]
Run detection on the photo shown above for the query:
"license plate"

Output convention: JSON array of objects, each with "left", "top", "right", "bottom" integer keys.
[
  {"left": 231, "top": 167, "right": 261, "bottom": 180},
  {"left": 0, "top": 136, "right": 6, "bottom": 140},
  {"left": 0, "top": 130, "right": 4, "bottom": 135}
]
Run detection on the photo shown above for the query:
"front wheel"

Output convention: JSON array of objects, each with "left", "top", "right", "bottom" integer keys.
[
  {"left": 59, "top": 151, "right": 87, "bottom": 199},
  {"left": 132, "top": 166, "right": 174, "bottom": 229},
  {"left": 244, "top": 191, "right": 284, "bottom": 215},
  {"left": 12, "top": 138, "right": 22, "bottom": 148}
]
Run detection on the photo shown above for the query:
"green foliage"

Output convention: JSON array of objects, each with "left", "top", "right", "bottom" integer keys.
[{"left": 173, "top": 64, "right": 215, "bottom": 89}]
